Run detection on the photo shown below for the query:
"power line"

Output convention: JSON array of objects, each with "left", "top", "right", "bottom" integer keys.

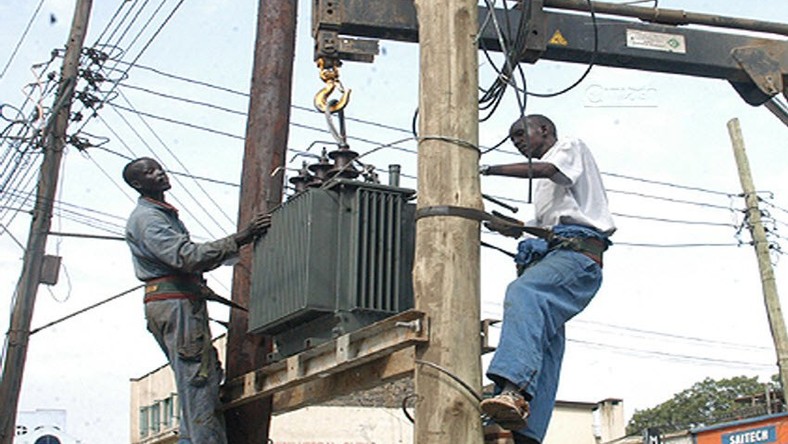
[
  {"left": 567, "top": 338, "right": 775, "bottom": 370},
  {"left": 0, "top": 222, "right": 25, "bottom": 251},
  {"left": 607, "top": 188, "right": 735, "bottom": 211},
  {"left": 48, "top": 231, "right": 125, "bottom": 241},
  {"left": 0, "top": 0, "right": 46, "bottom": 78},
  {"left": 98, "top": 68, "right": 758, "bottom": 221},
  {"left": 111, "top": 88, "right": 235, "bottom": 227},
  {"left": 603, "top": 172, "right": 734, "bottom": 197},
  {"left": 486, "top": 320, "right": 774, "bottom": 368},
  {"left": 573, "top": 319, "right": 773, "bottom": 351},
  {"left": 111, "top": 61, "right": 416, "bottom": 136},
  {"left": 73, "top": 0, "right": 188, "bottom": 135},
  {"left": 119, "top": 82, "right": 246, "bottom": 116},
  {"left": 1, "top": 187, "right": 128, "bottom": 236},
  {"left": 101, "top": 104, "right": 231, "bottom": 236},
  {"left": 108, "top": 102, "right": 243, "bottom": 140},
  {"left": 29, "top": 284, "right": 144, "bottom": 335},
  {"left": 611, "top": 212, "right": 736, "bottom": 228},
  {"left": 614, "top": 241, "right": 744, "bottom": 248}
]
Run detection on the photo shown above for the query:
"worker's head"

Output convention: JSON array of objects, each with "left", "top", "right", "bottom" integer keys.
[
  {"left": 122, "top": 157, "right": 171, "bottom": 197},
  {"left": 509, "top": 114, "right": 557, "bottom": 159}
]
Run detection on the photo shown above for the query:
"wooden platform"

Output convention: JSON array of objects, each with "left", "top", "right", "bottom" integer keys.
[{"left": 221, "top": 309, "right": 429, "bottom": 413}]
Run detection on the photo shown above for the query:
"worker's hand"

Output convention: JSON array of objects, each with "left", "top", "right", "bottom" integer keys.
[
  {"left": 234, "top": 212, "right": 272, "bottom": 246},
  {"left": 483, "top": 211, "right": 524, "bottom": 238}
]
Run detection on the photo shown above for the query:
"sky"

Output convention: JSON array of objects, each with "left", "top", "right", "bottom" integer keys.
[{"left": 0, "top": 0, "right": 787, "bottom": 442}]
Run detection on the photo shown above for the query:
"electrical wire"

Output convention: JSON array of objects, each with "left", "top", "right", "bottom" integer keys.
[
  {"left": 527, "top": 0, "right": 598, "bottom": 98},
  {"left": 29, "top": 284, "right": 144, "bottom": 335},
  {"left": 607, "top": 188, "right": 735, "bottom": 211},
  {"left": 567, "top": 338, "right": 775, "bottom": 370},
  {"left": 603, "top": 172, "right": 734, "bottom": 196},
  {"left": 72, "top": 0, "right": 188, "bottom": 135},
  {"left": 610, "top": 212, "right": 736, "bottom": 228},
  {"left": 86, "top": 1, "right": 138, "bottom": 57},
  {"left": 103, "top": 105, "right": 229, "bottom": 237},
  {"left": 414, "top": 359, "right": 483, "bottom": 403},
  {"left": 573, "top": 319, "right": 773, "bottom": 351},
  {"left": 111, "top": 88, "right": 236, "bottom": 227},
  {"left": 108, "top": 102, "right": 243, "bottom": 140},
  {"left": 0, "top": 221, "right": 25, "bottom": 251},
  {"left": 0, "top": 0, "right": 46, "bottom": 78}
]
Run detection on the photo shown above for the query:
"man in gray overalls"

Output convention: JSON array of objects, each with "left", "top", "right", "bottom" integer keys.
[{"left": 123, "top": 157, "right": 271, "bottom": 443}]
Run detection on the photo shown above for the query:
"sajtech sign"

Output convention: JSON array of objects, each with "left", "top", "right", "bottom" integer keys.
[{"left": 721, "top": 425, "right": 776, "bottom": 444}]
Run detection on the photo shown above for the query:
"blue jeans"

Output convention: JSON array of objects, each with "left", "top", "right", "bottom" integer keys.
[{"left": 486, "top": 248, "right": 602, "bottom": 442}]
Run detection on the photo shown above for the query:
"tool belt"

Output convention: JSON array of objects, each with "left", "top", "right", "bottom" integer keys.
[
  {"left": 143, "top": 275, "right": 203, "bottom": 303},
  {"left": 549, "top": 236, "right": 608, "bottom": 267}
]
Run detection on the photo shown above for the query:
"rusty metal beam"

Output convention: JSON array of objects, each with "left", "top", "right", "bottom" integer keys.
[{"left": 313, "top": 0, "right": 788, "bottom": 105}]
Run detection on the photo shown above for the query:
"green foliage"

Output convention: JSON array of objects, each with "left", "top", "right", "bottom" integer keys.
[{"left": 626, "top": 375, "right": 770, "bottom": 435}]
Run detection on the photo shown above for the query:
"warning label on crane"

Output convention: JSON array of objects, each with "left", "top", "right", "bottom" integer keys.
[
  {"left": 548, "top": 29, "right": 568, "bottom": 46},
  {"left": 626, "top": 29, "right": 686, "bottom": 54}
]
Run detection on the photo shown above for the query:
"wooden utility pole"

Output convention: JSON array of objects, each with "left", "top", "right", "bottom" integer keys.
[
  {"left": 224, "top": 1, "right": 297, "bottom": 442},
  {"left": 412, "top": 0, "right": 484, "bottom": 442},
  {"left": 728, "top": 117, "right": 788, "bottom": 401},
  {"left": 0, "top": 1, "right": 92, "bottom": 441}
]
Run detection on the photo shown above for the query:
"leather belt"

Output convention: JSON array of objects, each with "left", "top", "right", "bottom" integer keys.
[
  {"left": 550, "top": 237, "right": 607, "bottom": 267},
  {"left": 143, "top": 275, "right": 202, "bottom": 303}
]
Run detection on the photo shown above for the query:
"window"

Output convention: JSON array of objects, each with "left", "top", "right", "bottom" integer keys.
[
  {"left": 139, "top": 406, "right": 149, "bottom": 437},
  {"left": 173, "top": 393, "right": 180, "bottom": 422},
  {"left": 162, "top": 396, "right": 174, "bottom": 427},
  {"left": 34, "top": 436, "right": 61, "bottom": 444},
  {"left": 150, "top": 401, "right": 161, "bottom": 433}
]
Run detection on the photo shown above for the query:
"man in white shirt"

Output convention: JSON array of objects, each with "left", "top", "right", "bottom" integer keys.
[{"left": 479, "top": 115, "right": 615, "bottom": 444}]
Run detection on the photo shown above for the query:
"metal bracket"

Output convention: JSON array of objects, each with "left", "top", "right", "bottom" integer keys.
[
  {"left": 481, "top": 318, "right": 501, "bottom": 355},
  {"left": 313, "top": 0, "right": 379, "bottom": 63},
  {"left": 513, "top": 0, "right": 547, "bottom": 64},
  {"left": 730, "top": 42, "right": 787, "bottom": 105}
]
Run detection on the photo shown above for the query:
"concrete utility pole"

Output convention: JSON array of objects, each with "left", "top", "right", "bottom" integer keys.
[
  {"left": 0, "top": 1, "right": 92, "bottom": 441},
  {"left": 412, "top": 1, "right": 484, "bottom": 442},
  {"left": 224, "top": 1, "right": 297, "bottom": 442},
  {"left": 727, "top": 118, "right": 788, "bottom": 401}
]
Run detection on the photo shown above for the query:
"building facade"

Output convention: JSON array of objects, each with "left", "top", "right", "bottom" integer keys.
[{"left": 14, "top": 409, "right": 81, "bottom": 444}]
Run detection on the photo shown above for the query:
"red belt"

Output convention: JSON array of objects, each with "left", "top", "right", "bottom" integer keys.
[
  {"left": 143, "top": 275, "right": 202, "bottom": 304},
  {"left": 143, "top": 293, "right": 197, "bottom": 303}
]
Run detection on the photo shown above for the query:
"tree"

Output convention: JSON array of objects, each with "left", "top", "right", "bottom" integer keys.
[{"left": 626, "top": 375, "right": 772, "bottom": 435}]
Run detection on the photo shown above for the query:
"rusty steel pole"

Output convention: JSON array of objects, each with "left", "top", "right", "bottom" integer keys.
[{"left": 224, "top": 1, "right": 298, "bottom": 442}]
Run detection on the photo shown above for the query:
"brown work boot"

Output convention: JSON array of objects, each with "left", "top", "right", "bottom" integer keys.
[{"left": 480, "top": 391, "right": 530, "bottom": 431}]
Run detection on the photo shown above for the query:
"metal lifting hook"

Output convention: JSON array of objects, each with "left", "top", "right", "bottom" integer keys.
[{"left": 314, "top": 58, "right": 351, "bottom": 113}]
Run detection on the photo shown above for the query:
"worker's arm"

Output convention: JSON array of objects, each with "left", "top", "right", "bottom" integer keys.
[
  {"left": 139, "top": 212, "right": 271, "bottom": 274},
  {"left": 480, "top": 161, "right": 561, "bottom": 180}
]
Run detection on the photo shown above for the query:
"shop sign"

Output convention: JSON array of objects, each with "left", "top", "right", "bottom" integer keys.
[{"left": 721, "top": 425, "right": 776, "bottom": 444}]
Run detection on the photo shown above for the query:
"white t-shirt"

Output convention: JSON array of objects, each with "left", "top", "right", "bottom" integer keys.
[{"left": 532, "top": 137, "right": 616, "bottom": 235}]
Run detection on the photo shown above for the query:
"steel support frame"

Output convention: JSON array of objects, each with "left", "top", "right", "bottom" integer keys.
[{"left": 312, "top": 0, "right": 787, "bottom": 106}]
